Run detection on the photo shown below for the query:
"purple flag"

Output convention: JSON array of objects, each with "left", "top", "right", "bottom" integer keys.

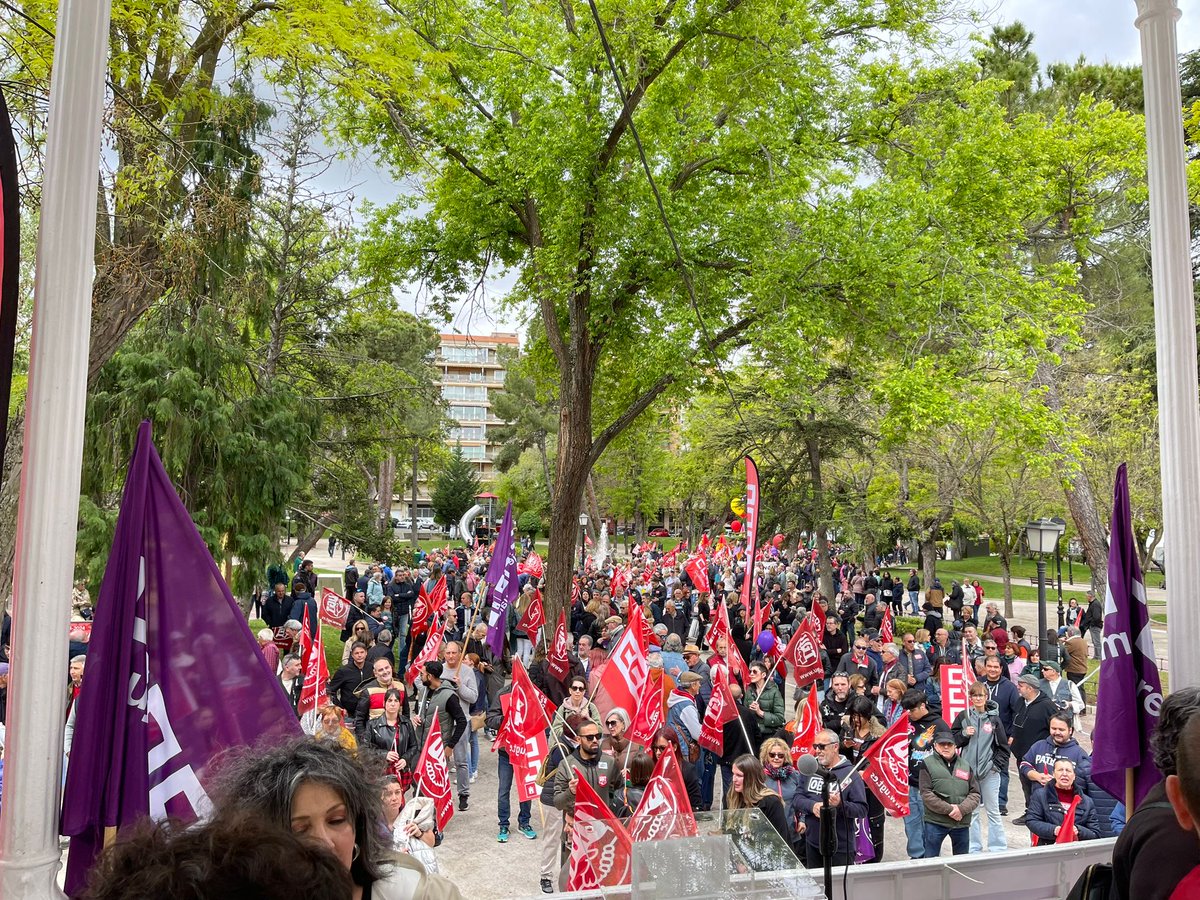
[
  {"left": 484, "top": 500, "right": 519, "bottom": 656},
  {"left": 1091, "top": 463, "right": 1164, "bottom": 808},
  {"left": 60, "top": 421, "right": 301, "bottom": 895}
]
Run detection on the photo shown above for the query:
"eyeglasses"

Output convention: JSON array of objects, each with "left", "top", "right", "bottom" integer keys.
[{"left": 570, "top": 685, "right": 585, "bottom": 692}]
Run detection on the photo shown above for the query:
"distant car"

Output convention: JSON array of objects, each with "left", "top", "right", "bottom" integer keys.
[
  {"left": 417, "top": 518, "right": 436, "bottom": 530},
  {"left": 648, "top": 527, "right": 670, "bottom": 537},
  {"left": 395, "top": 518, "right": 412, "bottom": 530}
]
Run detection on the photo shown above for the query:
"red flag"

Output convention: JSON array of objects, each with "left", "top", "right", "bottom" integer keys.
[
  {"left": 790, "top": 683, "right": 821, "bottom": 762},
  {"left": 706, "top": 601, "right": 750, "bottom": 685},
  {"left": 411, "top": 575, "right": 446, "bottom": 637},
  {"left": 548, "top": 610, "right": 572, "bottom": 682},
  {"left": 524, "top": 551, "right": 544, "bottom": 578},
  {"left": 495, "top": 657, "right": 552, "bottom": 750},
  {"left": 859, "top": 714, "right": 912, "bottom": 816},
  {"left": 698, "top": 532, "right": 711, "bottom": 555},
  {"left": 880, "top": 606, "right": 894, "bottom": 644},
  {"left": 610, "top": 565, "right": 628, "bottom": 600},
  {"left": 568, "top": 776, "right": 633, "bottom": 888},
  {"left": 518, "top": 588, "right": 546, "bottom": 635},
  {"left": 751, "top": 596, "right": 770, "bottom": 642},
  {"left": 318, "top": 587, "right": 351, "bottom": 629},
  {"left": 415, "top": 716, "right": 455, "bottom": 830},
  {"left": 585, "top": 532, "right": 594, "bottom": 547},
  {"left": 780, "top": 619, "right": 824, "bottom": 688},
  {"left": 684, "top": 555, "right": 710, "bottom": 593},
  {"left": 571, "top": 580, "right": 581, "bottom": 606},
  {"left": 808, "top": 596, "right": 827, "bottom": 635},
  {"left": 594, "top": 619, "right": 648, "bottom": 720},
  {"left": 628, "top": 745, "right": 698, "bottom": 841},
  {"left": 628, "top": 670, "right": 667, "bottom": 746},
  {"left": 1056, "top": 795, "right": 1082, "bottom": 843},
  {"left": 740, "top": 456, "right": 760, "bottom": 608},
  {"left": 297, "top": 604, "right": 330, "bottom": 729},
  {"left": 698, "top": 673, "right": 739, "bottom": 754},
  {"left": 567, "top": 844, "right": 600, "bottom": 891},
  {"left": 406, "top": 617, "right": 445, "bottom": 683},
  {"left": 940, "top": 640, "right": 977, "bottom": 725}
]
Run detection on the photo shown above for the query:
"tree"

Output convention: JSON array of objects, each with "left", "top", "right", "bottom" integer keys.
[
  {"left": 517, "top": 509, "right": 545, "bottom": 539},
  {"left": 282, "top": 0, "right": 943, "bottom": 621},
  {"left": 431, "top": 444, "right": 481, "bottom": 530}
]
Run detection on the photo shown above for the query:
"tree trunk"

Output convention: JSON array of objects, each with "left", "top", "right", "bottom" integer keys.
[
  {"left": 542, "top": 402, "right": 592, "bottom": 624},
  {"left": 287, "top": 512, "right": 338, "bottom": 566},
  {"left": 376, "top": 450, "right": 397, "bottom": 531},
  {"left": 920, "top": 534, "right": 938, "bottom": 591},
  {"left": 998, "top": 548, "right": 1015, "bottom": 620},
  {"left": 410, "top": 445, "right": 420, "bottom": 548},
  {"left": 585, "top": 474, "right": 602, "bottom": 542},
  {"left": 805, "top": 430, "right": 835, "bottom": 598}
]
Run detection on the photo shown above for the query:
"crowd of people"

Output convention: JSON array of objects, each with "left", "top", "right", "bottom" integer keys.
[{"left": 61, "top": 537, "right": 1198, "bottom": 898}]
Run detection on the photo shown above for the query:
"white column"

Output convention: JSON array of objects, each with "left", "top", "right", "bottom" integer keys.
[
  {"left": 0, "top": 0, "right": 113, "bottom": 893},
  {"left": 1135, "top": 0, "right": 1200, "bottom": 691}
]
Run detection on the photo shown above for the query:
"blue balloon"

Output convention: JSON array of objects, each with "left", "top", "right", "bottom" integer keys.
[{"left": 756, "top": 631, "right": 776, "bottom": 654}]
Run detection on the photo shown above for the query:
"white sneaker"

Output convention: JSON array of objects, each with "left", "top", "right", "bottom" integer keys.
[{"left": 470, "top": 772, "right": 478, "bottom": 784}]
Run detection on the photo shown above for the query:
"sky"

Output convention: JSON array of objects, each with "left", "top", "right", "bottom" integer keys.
[{"left": 313, "top": 0, "right": 1200, "bottom": 340}]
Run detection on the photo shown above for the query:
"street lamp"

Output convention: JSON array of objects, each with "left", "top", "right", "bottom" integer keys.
[
  {"left": 1026, "top": 517, "right": 1066, "bottom": 652},
  {"left": 578, "top": 512, "right": 590, "bottom": 570}
]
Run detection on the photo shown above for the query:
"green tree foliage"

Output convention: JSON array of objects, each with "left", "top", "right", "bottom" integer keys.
[
  {"left": 517, "top": 509, "right": 546, "bottom": 539},
  {"left": 431, "top": 444, "right": 482, "bottom": 528}
]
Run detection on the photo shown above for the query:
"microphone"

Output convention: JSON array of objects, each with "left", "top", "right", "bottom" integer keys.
[{"left": 797, "top": 754, "right": 819, "bottom": 777}]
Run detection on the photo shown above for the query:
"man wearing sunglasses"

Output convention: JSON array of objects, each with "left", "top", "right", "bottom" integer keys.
[
  {"left": 791, "top": 729, "right": 869, "bottom": 870},
  {"left": 552, "top": 721, "right": 624, "bottom": 824}
]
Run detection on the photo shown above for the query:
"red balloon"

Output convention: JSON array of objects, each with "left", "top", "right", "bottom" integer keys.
[
  {"left": 772, "top": 533, "right": 785, "bottom": 547},
  {"left": 730, "top": 519, "right": 743, "bottom": 533}
]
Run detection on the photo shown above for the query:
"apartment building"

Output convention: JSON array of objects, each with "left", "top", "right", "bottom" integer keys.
[{"left": 398, "top": 331, "right": 518, "bottom": 526}]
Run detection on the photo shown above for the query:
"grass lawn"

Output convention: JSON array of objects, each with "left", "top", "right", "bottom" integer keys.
[
  {"left": 251, "top": 617, "right": 347, "bottom": 679},
  {"left": 937, "top": 556, "right": 1095, "bottom": 585}
]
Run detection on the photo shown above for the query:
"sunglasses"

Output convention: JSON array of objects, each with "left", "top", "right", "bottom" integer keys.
[
  {"left": 605, "top": 720, "right": 620, "bottom": 727},
  {"left": 767, "top": 751, "right": 787, "bottom": 759},
  {"left": 579, "top": 734, "right": 600, "bottom": 741},
  {"left": 570, "top": 685, "right": 586, "bottom": 692},
  {"left": 812, "top": 742, "right": 833, "bottom": 750}
]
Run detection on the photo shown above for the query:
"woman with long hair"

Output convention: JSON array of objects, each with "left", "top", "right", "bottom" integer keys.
[
  {"left": 215, "top": 738, "right": 461, "bottom": 899},
  {"left": 841, "top": 695, "right": 886, "bottom": 862},
  {"left": 551, "top": 676, "right": 600, "bottom": 741},
  {"left": 878, "top": 678, "right": 907, "bottom": 726},
  {"left": 616, "top": 751, "right": 656, "bottom": 818},
  {"left": 342, "top": 619, "right": 374, "bottom": 665},
  {"left": 725, "top": 754, "right": 792, "bottom": 843},
  {"left": 380, "top": 775, "right": 440, "bottom": 873},
  {"left": 952, "top": 681, "right": 1009, "bottom": 853}
]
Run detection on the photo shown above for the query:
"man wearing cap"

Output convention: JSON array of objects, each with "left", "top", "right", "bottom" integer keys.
[
  {"left": 1038, "top": 660, "right": 1084, "bottom": 718},
  {"left": 919, "top": 725, "right": 981, "bottom": 857},
  {"left": 981, "top": 603, "right": 1007, "bottom": 636},
  {"left": 1010, "top": 674, "right": 1056, "bottom": 824},
  {"left": 902, "top": 688, "right": 945, "bottom": 858},
  {"left": 600, "top": 615, "right": 624, "bottom": 651},
  {"left": 666, "top": 671, "right": 704, "bottom": 762}
]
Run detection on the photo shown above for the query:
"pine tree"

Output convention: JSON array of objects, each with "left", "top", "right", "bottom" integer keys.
[{"left": 431, "top": 444, "right": 482, "bottom": 529}]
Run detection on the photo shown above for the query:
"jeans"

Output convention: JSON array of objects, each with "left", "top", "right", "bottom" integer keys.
[
  {"left": 970, "top": 769, "right": 1007, "bottom": 852},
  {"left": 496, "top": 751, "right": 530, "bottom": 828},
  {"left": 998, "top": 766, "right": 1010, "bottom": 810},
  {"left": 908, "top": 591, "right": 921, "bottom": 615},
  {"left": 924, "top": 821, "right": 969, "bottom": 857},
  {"left": 394, "top": 612, "right": 411, "bottom": 664},
  {"left": 469, "top": 729, "right": 480, "bottom": 777},
  {"left": 1089, "top": 626, "right": 1103, "bottom": 660},
  {"left": 904, "top": 785, "right": 926, "bottom": 858},
  {"left": 700, "top": 750, "right": 717, "bottom": 809},
  {"left": 451, "top": 734, "right": 470, "bottom": 796}
]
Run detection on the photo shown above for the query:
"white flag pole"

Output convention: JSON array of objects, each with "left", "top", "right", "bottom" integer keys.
[
  {"left": 1134, "top": 0, "right": 1200, "bottom": 692},
  {"left": 0, "top": 0, "right": 113, "bottom": 894}
]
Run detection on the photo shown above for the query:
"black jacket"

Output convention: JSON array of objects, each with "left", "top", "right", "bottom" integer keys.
[
  {"left": 1010, "top": 693, "right": 1056, "bottom": 762},
  {"left": 1026, "top": 782, "right": 1100, "bottom": 842},
  {"left": 328, "top": 660, "right": 371, "bottom": 714},
  {"left": 861, "top": 603, "right": 885, "bottom": 634},
  {"left": 906, "top": 712, "right": 943, "bottom": 786},
  {"left": 261, "top": 595, "right": 289, "bottom": 629},
  {"left": 1112, "top": 782, "right": 1200, "bottom": 900},
  {"left": 365, "top": 715, "right": 421, "bottom": 771}
]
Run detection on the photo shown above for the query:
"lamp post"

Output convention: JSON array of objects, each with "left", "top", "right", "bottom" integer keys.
[
  {"left": 1026, "top": 518, "right": 1066, "bottom": 651},
  {"left": 578, "top": 512, "right": 589, "bottom": 571}
]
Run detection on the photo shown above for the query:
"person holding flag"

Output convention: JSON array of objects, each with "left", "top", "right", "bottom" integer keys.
[
  {"left": 415, "top": 661, "right": 470, "bottom": 812},
  {"left": 1025, "top": 758, "right": 1101, "bottom": 844},
  {"left": 791, "top": 727, "right": 869, "bottom": 869}
]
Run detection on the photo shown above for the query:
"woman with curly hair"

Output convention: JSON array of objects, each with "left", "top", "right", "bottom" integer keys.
[{"left": 215, "top": 738, "right": 461, "bottom": 899}]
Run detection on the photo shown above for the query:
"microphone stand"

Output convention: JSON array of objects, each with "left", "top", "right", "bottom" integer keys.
[{"left": 819, "top": 768, "right": 835, "bottom": 900}]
